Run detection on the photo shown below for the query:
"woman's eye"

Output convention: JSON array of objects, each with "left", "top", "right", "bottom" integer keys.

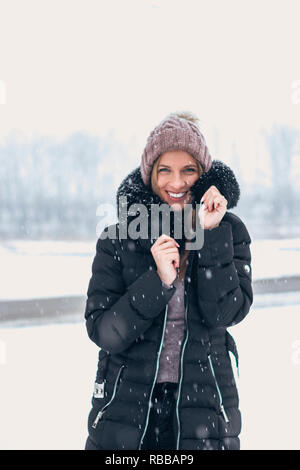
[{"left": 158, "top": 168, "right": 195, "bottom": 173}]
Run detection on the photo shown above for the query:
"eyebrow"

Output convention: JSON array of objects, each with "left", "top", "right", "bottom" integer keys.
[{"left": 158, "top": 164, "right": 197, "bottom": 168}]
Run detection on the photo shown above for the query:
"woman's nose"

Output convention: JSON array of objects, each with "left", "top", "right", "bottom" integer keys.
[{"left": 169, "top": 175, "right": 187, "bottom": 190}]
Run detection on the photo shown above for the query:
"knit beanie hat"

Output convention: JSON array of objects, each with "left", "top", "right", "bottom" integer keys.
[{"left": 140, "top": 111, "right": 212, "bottom": 186}]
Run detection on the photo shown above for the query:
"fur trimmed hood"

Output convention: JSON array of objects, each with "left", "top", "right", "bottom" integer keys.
[
  {"left": 115, "top": 160, "right": 240, "bottom": 251},
  {"left": 116, "top": 159, "right": 240, "bottom": 216}
]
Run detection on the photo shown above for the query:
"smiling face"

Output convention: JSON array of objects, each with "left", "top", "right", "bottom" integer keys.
[{"left": 151, "top": 150, "right": 202, "bottom": 210}]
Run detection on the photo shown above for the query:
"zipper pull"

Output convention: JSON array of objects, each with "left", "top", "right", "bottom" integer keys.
[
  {"left": 220, "top": 404, "right": 229, "bottom": 423},
  {"left": 92, "top": 409, "right": 104, "bottom": 429}
]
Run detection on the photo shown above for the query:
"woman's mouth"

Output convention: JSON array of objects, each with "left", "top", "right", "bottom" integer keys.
[{"left": 165, "top": 190, "right": 188, "bottom": 202}]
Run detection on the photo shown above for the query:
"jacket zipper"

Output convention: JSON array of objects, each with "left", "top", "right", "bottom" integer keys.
[
  {"left": 174, "top": 251, "right": 194, "bottom": 450},
  {"left": 207, "top": 354, "right": 229, "bottom": 423},
  {"left": 92, "top": 364, "right": 125, "bottom": 429},
  {"left": 175, "top": 297, "right": 189, "bottom": 449},
  {"left": 138, "top": 304, "right": 169, "bottom": 449}
]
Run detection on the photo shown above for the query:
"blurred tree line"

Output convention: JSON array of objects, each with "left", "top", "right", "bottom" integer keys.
[
  {"left": 234, "top": 123, "right": 300, "bottom": 238},
  {"left": 0, "top": 129, "right": 131, "bottom": 239},
  {"left": 0, "top": 124, "right": 299, "bottom": 240}
]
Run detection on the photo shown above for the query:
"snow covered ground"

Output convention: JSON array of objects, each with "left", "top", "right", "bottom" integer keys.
[
  {"left": 1, "top": 238, "right": 299, "bottom": 450},
  {"left": 1, "top": 238, "right": 300, "bottom": 301},
  {"left": 0, "top": 301, "right": 300, "bottom": 450}
]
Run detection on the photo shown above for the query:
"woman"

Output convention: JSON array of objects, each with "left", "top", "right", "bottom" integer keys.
[{"left": 84, "top": 112, "right": 253, "bottom": 451}]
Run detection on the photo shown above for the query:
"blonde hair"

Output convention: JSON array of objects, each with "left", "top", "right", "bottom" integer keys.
[{"left": 150, "top": 111, "right": 203, "bottom": 281}]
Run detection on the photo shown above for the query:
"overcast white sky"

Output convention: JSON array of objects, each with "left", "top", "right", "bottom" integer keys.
[{"left": 0, "top": 0, "right": 300, "bottom": 183}]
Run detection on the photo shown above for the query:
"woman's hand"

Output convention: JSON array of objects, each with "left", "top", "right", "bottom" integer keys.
[
  {"left": 198, "top": 185, "right": 227, "bottom": 230},
  {"left": 151, "top": 234, "right": 180, "bottom": 286}
]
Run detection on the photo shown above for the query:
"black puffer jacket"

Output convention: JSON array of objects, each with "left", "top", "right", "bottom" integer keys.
[{"left": 84, "top": 160, "right": 253, "bottom": 450}]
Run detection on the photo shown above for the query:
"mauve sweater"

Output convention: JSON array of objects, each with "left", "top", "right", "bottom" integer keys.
[{"left": 156, "top": 277, "right": 186, "bottom": 383}]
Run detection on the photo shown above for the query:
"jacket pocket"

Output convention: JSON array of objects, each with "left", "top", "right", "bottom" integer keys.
[
  {"left": 92, "top": 364, "right": 125, "bottom": 429},
  {"left": 207, "top": 354, "right": 230, "bottom": 423},
  {"left": 226, "top": 330, "right": 239, "bottom": 378}
]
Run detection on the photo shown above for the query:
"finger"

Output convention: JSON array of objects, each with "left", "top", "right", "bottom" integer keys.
[
  {"left": 200, "top": 185, "right": 220, "bottom": 201},
  {"left": 200, "top": 196, "right": 206, "bottom": 209},
  {"left": 200, "top": 193, "right": 207, "bottom": 204},
  {"left": 157, "top": 248, "right": 179, "bottom": 256},
  {"left": 206, "top": 195, "right": 224, "bottom": 211},
  {"left": 213, "top": 196, "right": 227, "bottom": 209},
  {"left": 157, "top": 251, "right": 179, "bottom": 268},
  {"left": 154, "top": 240, "right": 178, "bottom": 250},
  {"left": 208, "top": 186, "right": 221, "bottom": 197},
  {"left": 155, "top": 234, "right": 179, "bottom": 247},
  {"left": 211, "top": 197, "right": 222, "bottom": 209},
  {"left": 152, "top": 240, "right": 179, "bottom": 252},
  {"left": 199, "top": 202, "right": 209, "bottom": 214},
  {"left": 204, "top": 198, "right": 214, "bottom": 212},
  {"left": 170, "top": 252, "right": 180, "bottom": 268},
  {"left": 222, "top": 196, "right": 228, "bottom": 207},
  {"left": 201, "top": 194, "right": 215, "bottom": 211}
]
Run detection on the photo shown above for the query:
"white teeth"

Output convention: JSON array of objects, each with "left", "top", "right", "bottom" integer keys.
[{"left": 167, "top": 191, "right": 187, "bottom": 198}]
